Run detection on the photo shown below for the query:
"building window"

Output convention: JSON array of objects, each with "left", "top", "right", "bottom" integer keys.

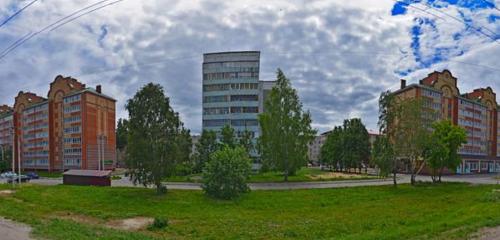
[
  {"left": 63, "top": 95, "right": 81, "bottom": 104},
  {"left": 230, "top": 95, "right": 258, "bottom": 102}
]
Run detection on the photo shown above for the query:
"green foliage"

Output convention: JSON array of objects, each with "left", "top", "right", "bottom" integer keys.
[
  {"left": 320, "top": 126, "right": 343, "bottom": 169},
  {"left": 220, "top": 124, "right": 237, "bottom": 148},
  {"left": 371, "top": 135, "right": 395, "bottom": 178},
  {"left": 116, "top": 118, "right": 129, "bottom": 150},
  {"left": 148, "top": 217, "right": 169, "bottom": 230},
  {"left": 342, "top": 118, "right": 370, "bottom": 171},
  {"left": 425, "top": 120, "right": 467, "bottom": 182},
  {"left": 393, "top": 98, "right": 430, "bottom": 185},
  {"left": 0, "top": 147, "right": 12, "bottom": 172},
  {"left": 125, "top": 83, "right": 192, "bottom": 195},
  {"left": 238, "top": 129, "right": 254, "bottom": 155},
  {"left": 193, "top": 130, "right": 218, "bottom": 173},
  {"left": 111, "top": 175, "right": 122, "bottom": 180},
  {"left": 202, "top": 146, "right": 251, "bottom": 199},
  {"left": 258, "top": 69, "right": 316, "bottom": 181},
  {"left": 320, "top": 119, "right": 370, "bottom": 173},
  {"left": 377, "top": 91, "right": 399, "bottom": 185}
]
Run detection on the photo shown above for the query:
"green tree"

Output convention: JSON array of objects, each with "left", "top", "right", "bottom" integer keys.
[
  {"left": 116, "top": 118, "right": 129, "bottom": 150},
  {"left": 0, "top": 147, "right": 12, "bottom": 172},
  {"left": 342, "top": 119, "right": 370, "bottom": 173},
  {"left": 220, "top": 124, "right": 236, "bottom": 148},
  {"left": 320, "top": 126, "right": 344, "bottom": 171},
  {"left": 258, "top": 69, "right": 317, "bottom": 181},
  {"left": 371, "top": 135, "right": 396, "bottom": 185},
  {"left": 202, "top": 146, "right": 251, "bottom": 200},
  {"left": 193, "top": 130, "right": 218, "bottom": 173},
  {"left": 377, "top": 91, "right": 400, "bottom": 185},
  {"left": 393, "top": 98, "right": 430, "bottom": 185},
  {"left": 125, "top": 83, "right": 191, "bottom": 195},
  {"left": 239, "top": 129, "right": 254, "bottom": 155},
  {"left": 425, "top": 120, "right": 467, "bottom": 182}
]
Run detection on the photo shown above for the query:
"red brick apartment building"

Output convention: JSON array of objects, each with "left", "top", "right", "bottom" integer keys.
[
  {"left": 0, "top": 76, "right": 116, "bottom": 172},
  {"left": 394, "top": 70, "right": 500, "bottom": 174}
]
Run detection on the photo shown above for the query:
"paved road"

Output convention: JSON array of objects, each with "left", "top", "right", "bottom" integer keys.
[
  {"left": 0, "top": 218, "right": 32, "bottom": 240},
  {"left": 26, "top": 173, "right": 500, "bottom": 190}
]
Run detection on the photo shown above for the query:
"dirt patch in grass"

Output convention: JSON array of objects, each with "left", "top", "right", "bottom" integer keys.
[
  {"left": 55, "top": 213, "right": 154, "bottom": 232},
  {"left": 470, "top": 226, "right": 500, "bottom": 240},
  {"left": 107, "top": 217, "right": 154, "bottom": 231},
  {"left": 54, "top": 212, "right": 102, "bottom": 225},
  {"left": 0, "top": 190, "right": 15, "bottom": 196},
  {"left": 307, "top": 172, "right": 373, "bottom": 181}
]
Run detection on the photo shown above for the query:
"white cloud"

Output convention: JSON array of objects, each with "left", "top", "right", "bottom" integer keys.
[{"left": 0, "top": 0, "right": 498, "bottom": 135}]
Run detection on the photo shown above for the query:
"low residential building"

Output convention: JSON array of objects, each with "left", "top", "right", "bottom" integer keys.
[
  {"left": 2, "top": 75, "right": 116, "bottom": 172},
  {"left": 393, "top": 69, "right": 500, "bottom": 174},
  {"left": 308, "top": 131, "right": 330, "bottom": 165}
]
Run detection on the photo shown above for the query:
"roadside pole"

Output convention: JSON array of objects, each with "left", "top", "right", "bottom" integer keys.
[
  {"left": 17, "top": 139, "right": 21, "bottom": 186},
  {"left": 11, "top": 127, "right": 14, "bottom": 188}
]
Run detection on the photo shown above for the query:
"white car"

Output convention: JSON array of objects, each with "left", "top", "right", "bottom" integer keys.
[{"left": 0, "top": 172, "right": 17, "bottom": 179}]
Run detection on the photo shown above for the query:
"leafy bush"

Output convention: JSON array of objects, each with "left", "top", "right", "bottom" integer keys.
[
  {"left": 202, "top": 146, "right": 251, "bottom": 199},
  {"left": 111, "top": 175, "right": 122, "bottom": 180},
  {"left": 482, "top": 190, "right": 500, "bottom": 203},
  {"left": 148, "top": 217, "right": 168, "bottom": 230}
]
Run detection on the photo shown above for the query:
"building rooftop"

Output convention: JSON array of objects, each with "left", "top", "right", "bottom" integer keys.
[{"left": 63, "top": 170, "right": 112, "bottom": 177}]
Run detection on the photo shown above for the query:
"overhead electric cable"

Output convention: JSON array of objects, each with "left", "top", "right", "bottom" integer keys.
[
  {"left": 0, "top": 0, "right": 125, "bottom": 60},
  {"left": 0, "top": 0, "right": 39, "bottom": 28}
]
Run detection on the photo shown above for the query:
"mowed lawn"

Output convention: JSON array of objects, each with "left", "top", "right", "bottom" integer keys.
[
  {"left": 0, "top": 183, "right": 499, "bottom": 240},
  {"left": 166, "top": 167, "right": 377, "bottom": 183}
]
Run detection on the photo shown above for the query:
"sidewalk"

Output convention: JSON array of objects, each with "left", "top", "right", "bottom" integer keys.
[{"left": 27, "top": 173, "right": 500, "bottom": 190}]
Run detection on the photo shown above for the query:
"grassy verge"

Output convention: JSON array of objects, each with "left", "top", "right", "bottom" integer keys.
[
  {"left": 165, "top": 167, "right": 378, "bottom": 183},
  {"left": 22, "top": 171, "right": 63, "bottom": 178},
  {"left": 0, "top": 183, "right": 498, "bottom": 239}
]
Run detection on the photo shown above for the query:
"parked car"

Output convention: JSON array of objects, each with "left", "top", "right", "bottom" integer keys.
[
  {"left": 7, "top": 175, "right": 30, "bottom": 183},
  {"left": 0, "top": 171, "right": 17, "bottom": 179},
  {"left": 25, "top": 172, "right": 39, "bottom": 179}
]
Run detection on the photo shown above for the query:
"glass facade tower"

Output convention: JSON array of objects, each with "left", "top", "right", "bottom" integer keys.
[{"left": 202, "top": 51, "right": 261, "bottom": 140}]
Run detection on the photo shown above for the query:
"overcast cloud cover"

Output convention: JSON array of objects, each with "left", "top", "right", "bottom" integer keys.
[{"left": 0, "top": 0, "right": 499, "bottom": 134}]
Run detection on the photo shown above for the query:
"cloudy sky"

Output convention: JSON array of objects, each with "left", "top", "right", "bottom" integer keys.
[{"left": 0, "top": 0, "right": 499, "bottom": 134}]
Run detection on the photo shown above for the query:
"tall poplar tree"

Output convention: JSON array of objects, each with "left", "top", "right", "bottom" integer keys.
[
  {"left": 258, "top": 69, "right": 316, "bottom": 181},
  {"left": 194, "top": 130, "right": 218, "bottom": 173},
  {"left": 126, "top": 83, "right": 191, "bottom": 195}
]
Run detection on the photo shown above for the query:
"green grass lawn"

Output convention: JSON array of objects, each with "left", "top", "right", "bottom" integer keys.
[
  {"left": 166, "top": 167, "right": 378, "bottom": 183},
  {"left": 22, "top": 171, "right": 63, "bottom": 178},
  {"left": 0, "top": 183, "right": 498, "bottom": 240}
]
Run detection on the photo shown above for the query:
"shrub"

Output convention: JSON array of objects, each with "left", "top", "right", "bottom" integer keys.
[
  {"left": 148, "top": 217, "right": 168, "bottom": 230},
  {"left": 111, "top": 175, "right": 122, "bottom": 180},
  {"left": 202, "top": 146, "right": 251, "bottom": 200}
]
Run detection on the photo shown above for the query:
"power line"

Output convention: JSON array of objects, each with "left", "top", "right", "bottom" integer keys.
[
  {"left": 48, "top": 0, "right": 125, "bottom": 33},
  {"left": 419, "top": 2, "right": 499, "bottom": 43},
  {"left": 394, "top": 0, "right": 499, "bottom": 44},
  {"left": 0, "top": 0, "right": 39, "bottom": 28},
  {"left": 0, "top": 32, "right": 32, "bottom": 57},
  {"left": 0, "top": 0, "right": 124, "bottom": 60}
]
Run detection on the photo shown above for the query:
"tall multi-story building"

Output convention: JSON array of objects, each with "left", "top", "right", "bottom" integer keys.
[
  {"left": 202, "top": 51, "right": 275, "bottom": 144},
  {"left": 1, "top": 75, "right": 116, "bottom": 172},
  {"left": 393, "top": 70, "right": 500, "bottom": 174},
  {"left": 0, "top": 105, "right": 14, "bottom": 155}
]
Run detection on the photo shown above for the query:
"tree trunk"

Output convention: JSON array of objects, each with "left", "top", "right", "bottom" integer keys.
[
  {"left": 284, "top": 170, "right": 288, "bottom": 182},
  {"left": 410, "top": 174, "right": 416, "bottom": 185},
  {"left": 156, "top": 182, "right": 165, "bottom": 195},
  {"left": 393, "top": 171, "right": 397, "bottom": 186}
]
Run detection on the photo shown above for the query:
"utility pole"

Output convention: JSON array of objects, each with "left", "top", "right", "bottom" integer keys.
[
  {"left": 17, "top": 138, "right": 21, "bottom": 185},
  {"left": 11, "top": 126, "right": 15, "bottom": 187}
]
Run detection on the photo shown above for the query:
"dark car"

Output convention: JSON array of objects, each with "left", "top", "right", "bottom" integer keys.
[
  {"left": 26, "top": 172, "right": 39, "bottom": 179},
  {"left": 7, "top": 175, "right": 31, "bottom": 183}
]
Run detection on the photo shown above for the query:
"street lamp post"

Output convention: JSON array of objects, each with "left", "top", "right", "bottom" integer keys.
[{"left": 11, "top": 126, "right": 15, "bottom": 187}]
